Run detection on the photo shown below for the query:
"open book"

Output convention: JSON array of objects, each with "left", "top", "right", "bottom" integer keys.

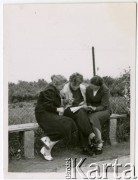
[
  {"left": 70, "top": 105, "right": 84, "bottom": 113},
  {"left": 70, "top": 105, "right": 95, "bottom": 113}
]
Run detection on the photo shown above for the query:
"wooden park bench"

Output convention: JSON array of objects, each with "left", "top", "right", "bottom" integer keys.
[{"left": 8, "top": 113, "right": 127, "bottom": 159}]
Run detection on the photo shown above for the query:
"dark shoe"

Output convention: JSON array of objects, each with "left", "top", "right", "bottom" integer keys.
[
  {"left": 82, "top": 148, "right": 94, "bottom": 156},
  {"left": 89, "top": 137, "right": 97, "bottom": 149},
  {"left": 89, "top": 138, "right": 104, "bottom": 155},
  {"left": 95, "top": 148, "right": 103, "bottom": 155}
]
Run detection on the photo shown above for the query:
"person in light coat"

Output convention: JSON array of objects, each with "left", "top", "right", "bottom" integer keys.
[{"left": 61, "top": 73, "right": 95, "bottom": 156}]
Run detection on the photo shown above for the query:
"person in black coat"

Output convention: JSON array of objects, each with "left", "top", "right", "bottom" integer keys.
[
  {"left": 35, "top": 75, "right": 77, "bottom": 161},
  {"left": 84, "top": 76, "right": 111, "bottom": 154}
]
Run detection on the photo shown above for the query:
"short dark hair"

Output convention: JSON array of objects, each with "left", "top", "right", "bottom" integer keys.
[
  {"left": 90, "top": 76, "right": 103, "bottom": 86},
  {"left": 69, "top": 73, "right": 83, "bottom": 85}
]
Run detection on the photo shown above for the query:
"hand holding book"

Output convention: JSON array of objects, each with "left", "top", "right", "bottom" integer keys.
[
  {"left": 62, "top": 98, "right": 74, "bottom": 106},
  {"left": 82, "top": 105, "right": 96, "bottom": 112},
  {"left": 57, "top": 107, "right": 64, "bottom": 115}
]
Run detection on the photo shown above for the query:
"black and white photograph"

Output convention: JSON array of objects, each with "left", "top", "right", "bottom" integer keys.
[{"left": 3, "top": 2, "right": 136, "bottom": 179}]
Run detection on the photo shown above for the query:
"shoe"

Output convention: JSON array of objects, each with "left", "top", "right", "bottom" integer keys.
[
  {"left": 89, "top": 136, "right": 97, "bottom": 149},
  {"left": 40, "top": 146, "right": 53, "bottom": 161},
  {"left": 94, "top": 148, "right": 103, "bottom": 155},
  {"left": 41, "top": 136, "right": 50, "bottom": 150},
  {"left": 82, "top": 148, "right": 94, "bottom": 156},
  {"left": 94, "top": 142, "right": 103, "bottom": 155}
]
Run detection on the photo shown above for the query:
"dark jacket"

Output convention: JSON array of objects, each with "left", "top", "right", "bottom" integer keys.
[
  {"left": 35, "top": 83, "right": 61, "bottom": 114},
  {"left": 86, "top": 84, "right": 111, "bottom": 112},
  {"left": 35, "top": 84, "right": 77, "bottom": 142}
]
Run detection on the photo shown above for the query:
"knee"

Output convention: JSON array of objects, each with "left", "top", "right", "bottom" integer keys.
[
  {"left": 66, "top": 117, "right": 76, "bottom": 127},
  {"left": 89, "top": 115, "right": 99, "bottom": 124},
  {"left": 89, "top": 113, "right": 98, "bottom": 120}
]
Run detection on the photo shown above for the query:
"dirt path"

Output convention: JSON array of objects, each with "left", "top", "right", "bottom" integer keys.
[{"left": 9, "top": 141, "right": 130, "bottom": 173}]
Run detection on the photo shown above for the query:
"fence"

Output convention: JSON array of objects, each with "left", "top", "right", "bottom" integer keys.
[{"left": 9, "top": 86, "right": 129, "bottom": 125}]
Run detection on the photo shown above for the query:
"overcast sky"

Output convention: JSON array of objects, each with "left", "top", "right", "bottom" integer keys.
[{"left": 4, "top": 3, "right": 136, "bottom": 83}]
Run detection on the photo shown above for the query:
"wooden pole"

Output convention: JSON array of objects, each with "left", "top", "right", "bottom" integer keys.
[{"left": 92, "top": 47, "right": 96, "bottom": 76}]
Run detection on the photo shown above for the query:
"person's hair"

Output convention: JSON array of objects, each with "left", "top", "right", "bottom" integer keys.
[
  {"left": 69, "top": 73, "right": 83, "bottom": 85},
  {"left": 51, "top": 75, "right": 67, "bottom": 85},
  {"left": 90, "top": 75, "right": 103, "bottom": 86}
]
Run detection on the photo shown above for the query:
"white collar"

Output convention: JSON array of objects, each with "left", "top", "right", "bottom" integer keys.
[{"left": 93, "top": 89, "right": 99, "bottom": 96}]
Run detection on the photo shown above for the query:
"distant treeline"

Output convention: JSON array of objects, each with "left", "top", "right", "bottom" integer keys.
[
  {"left": 9, "top": 79, "right": 48, "bottom": 103},
  {"left": 9, "top": 70, "right": 130, "bottom": 103}
]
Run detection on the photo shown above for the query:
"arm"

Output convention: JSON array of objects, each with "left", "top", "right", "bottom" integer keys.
[
  {"left": 60, "top": 83, "right": 74, "bottom": 106},
  {"left": 95, "top": 89, "right": 110, "bottom": 111},
  {"left": 86, "top": 88, "right": 91, "bottom": 106},
  {"left": 82, "top": 88, "right": 93, "bottom": 111},
  {"left": 41, "top": 89, "right": 58, "bottom": 113},
  {"left": 86, "top": 87, "right": 110, "bottom": 112},
  {"left": 80, "top": 84, "right": 86, "bottom": 104}
]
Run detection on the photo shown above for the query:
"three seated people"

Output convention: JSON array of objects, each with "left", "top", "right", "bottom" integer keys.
[{"left": 35, "top": 73, "right": 111, "bottom": 160}]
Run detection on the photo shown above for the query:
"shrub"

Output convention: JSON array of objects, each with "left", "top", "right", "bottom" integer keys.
[{"left": 8, "top": 79, "right": 48, "bottom": 103}]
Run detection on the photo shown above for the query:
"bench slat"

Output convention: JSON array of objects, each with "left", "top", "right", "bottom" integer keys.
[
  {"left": 110, "top": 114, "right": 127, "bottom": 119},
  {"left": 9, "top": 123, "right": 39, "bottom": 132}
]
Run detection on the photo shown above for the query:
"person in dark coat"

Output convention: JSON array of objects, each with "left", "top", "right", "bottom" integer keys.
[
  {"left": 61, "top": 73, "right": 95, "bottom": 156},
  {"left": 85, "top": 76, "right": 111, "bottom": 154},
  {"left": 35, "top": 75, "right": 77, "bottom": 161}
]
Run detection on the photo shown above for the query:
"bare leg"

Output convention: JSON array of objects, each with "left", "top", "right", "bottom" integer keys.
[
  {"left": 88, "top": 132, "right": 95, "bottom": 145},
  {"left": 92, "top": 127, "right": 103, "bottom": 150},
  {"left": 93, "top": 127, "right": 102, "bottom": 141}
]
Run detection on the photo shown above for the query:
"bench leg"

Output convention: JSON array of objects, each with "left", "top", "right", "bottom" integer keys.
[
  {"left": 24, "top": 130, "right": 35, "bottom": 159},
  {"left": 109, "top": 118, "right": 118, "bottom": 146}
]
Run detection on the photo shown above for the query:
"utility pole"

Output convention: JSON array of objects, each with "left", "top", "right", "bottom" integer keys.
[{"left": 92, "top": 47, "right": 96, "bottom": 76}]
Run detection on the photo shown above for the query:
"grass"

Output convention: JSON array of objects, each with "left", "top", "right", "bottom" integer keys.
[{"left": 9, "top": 141, "right": 130, "bottom": 172}]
